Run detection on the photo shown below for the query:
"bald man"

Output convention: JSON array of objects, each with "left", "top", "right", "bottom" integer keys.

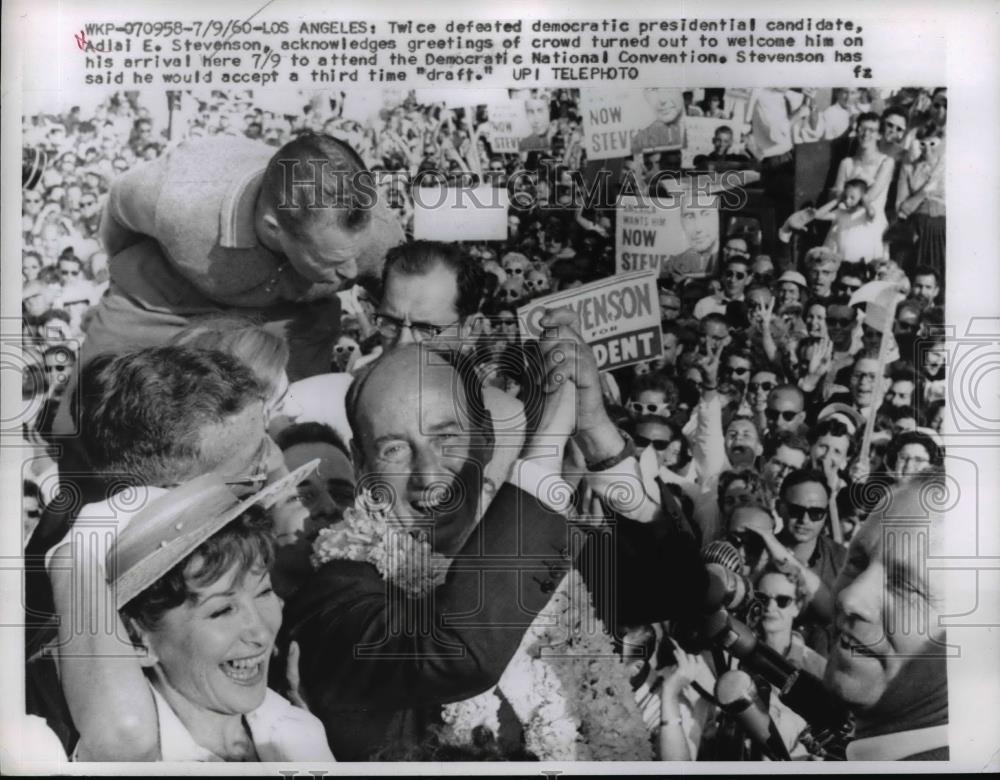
[{"left": 825, "top": 474, "right": 949, "bottom": 759}]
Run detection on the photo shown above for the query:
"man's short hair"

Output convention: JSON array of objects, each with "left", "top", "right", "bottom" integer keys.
[
  {"left": 805, "top": 246, "right": 842, "bottom": 270},
  {"left": 855, "top": 111, "right": 881, "bottom": 128},
  {"left": 74, "top": 346, "right": 266, "bottom": 485},
  {"left": 260, "top": 132, "right": 372, "bottom": 238},
  {"left": 912, "top": 265, "right": 940, "bottom": 284},
  {"left": 274, "top": 421, "right": 351, "bottom": 461},
  {"left": 763, "top": 429, "right": 810, "bottom": 460},
  {"left": 779, "top": 468, "right": 832, "bottom": 501},
  {"left": 631, "top": 372, "right": 680, "bottom": 406},
  {"left": 700, "top": 312, "right": 729, "bottom": 331},
  {"left": 382, "top": 240, "right": 487, "bottom": 319},
  {"left": 880, "top": 107, "right": 907, "bottom": 127}
]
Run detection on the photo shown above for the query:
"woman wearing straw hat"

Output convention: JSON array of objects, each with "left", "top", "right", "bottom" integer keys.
[{"left": 51, "top": 468, "right": 334, "bottom": 762}]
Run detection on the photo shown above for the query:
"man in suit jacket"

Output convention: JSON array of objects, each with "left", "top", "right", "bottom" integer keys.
[
  {"left": 282, "top": 340, "right": 578, "bottom": 759},
  {"left": 283, "top": 309, "right": 708, "bottom": 759}
]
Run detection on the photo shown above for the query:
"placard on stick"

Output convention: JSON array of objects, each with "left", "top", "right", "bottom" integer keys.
[
  {"left": 579, "top": 87, "right": 649, "bottom": 161},
  {"left": 517, "top": 272, "right": 661, "bottom": 372},
  {"left": 616, "top": 193, "right": 720, "bottom": 276},
  {"left": 412, "top": 185, "right": 509, "bottom": 241}
]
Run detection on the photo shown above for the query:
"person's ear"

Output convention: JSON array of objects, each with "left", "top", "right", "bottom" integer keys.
[{"left": 259, "top": 211, "right": 282, "bottom": 240}]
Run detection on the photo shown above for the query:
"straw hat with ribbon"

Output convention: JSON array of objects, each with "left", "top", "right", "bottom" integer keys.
[{"left": 107, "top": 459, "right": 319, "bottom": 609}]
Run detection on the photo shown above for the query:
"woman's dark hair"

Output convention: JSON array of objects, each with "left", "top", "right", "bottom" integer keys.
[
  {"left": 884, "top": 430, "right": 943, "bottom": 471},
  {"left": 121, "top": 506, "right": 276, "bottom": 634}
]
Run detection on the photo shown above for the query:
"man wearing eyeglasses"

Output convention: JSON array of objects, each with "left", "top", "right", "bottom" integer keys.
[
  {"left": 693, "top": 256, "right": 749, "bottom": 321},
  {"left": 764, "top": 384, "right": 807, "bottom": 437},
  {"left": 374, "top": 240, "right": 488, "bottom": 350},
  {"left": 773, "top": 469, "right": 845, "bottom": 656},
  {"left": 56, "top": 255, "right": 85, "bottom": 286}
]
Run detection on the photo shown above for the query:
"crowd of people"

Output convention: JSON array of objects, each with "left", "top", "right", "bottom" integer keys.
[{"left": 18, "top": 84, "right": 950, "bottom": 763}]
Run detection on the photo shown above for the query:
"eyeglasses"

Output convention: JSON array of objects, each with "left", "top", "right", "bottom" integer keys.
[
  {"left": 634, "top": 435, "right": 674, "bottom": 451},
  {"left": 60, "top": 268, "right": 82, "bottom": 277},
  {"left": 627, "top": 401, "right": 672, "bottom": 416},
  {"left": 494, "top": 318, "right": 517, "bottom": 330},
  {"left": 499, "top": 288, "right": 523, "bottom": 301},
  {"left": 723, "top": 270, "right": 748, "bottom": 281},
  {"left": 784, "top": 502, "right": 828, "bottom": 522},
  {"left": 895, "top": 320, "right": 918, "bottom": 332},
  {"left": 765, "top": 408, "right": 801, "bottom": 422},
  {"left": 333, "top": 343, "right": 356, "bottom": 354},
  {"left": 760, "top": 593, "right": 796, "bottom": 609},
  {"left": 748, "top": 381, "right": 775, "bottom": 393},
  {"left": 883, "top": 122, "right": 906, "bottom": 133},
  {"left": 373, "top": 312, "right": 458, "bottom": 341},
  {"left": 724, "top": 531, "right": 764, "bottom": 555},
  {"left": 504, "top": 266, "right": 526, "bottom": 275},
  {"left": 722, "top": 365, "right": 751, "bottom": 377}
]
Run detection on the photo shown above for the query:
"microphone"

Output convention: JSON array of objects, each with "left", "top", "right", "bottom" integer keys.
[
  {"left": 702, "top": 562, "right": 752, "bottom": 614},
  {"left": 715, "top": 619, "right": 850, "bottom": 732},
  {"left": 702, "top": 540, "right": 743, "bottom": 573},
  {"left": 715, "top": 669, "right": 791, "bottom": 761}
]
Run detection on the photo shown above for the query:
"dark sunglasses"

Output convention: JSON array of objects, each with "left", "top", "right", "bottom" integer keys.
[
  {"left": 760, "top": 593, "right": 796, "bottom": 609},
  {"left": 765, "top": 408, "right": 800, "bottom": 422},
  {"left": 725, "top": 531, "right": 764, "bottom": 555},
  {"left": 627, "top": 401, "right": 671, "bottom": 416},
  {"left": 748, "top": 381, "right": 776, "bottom": 393},
  {"left": 724, "top": 270, "right": 748, "bottom": 281},
  {"left": 634, "top": 435, "right": 673, "bottom": 451},
  {"left": 785, "top": 502, "right": 828, "bottom": 522},
  {"left": 723, "top": 366, "right": 751, "bottom": 377}
]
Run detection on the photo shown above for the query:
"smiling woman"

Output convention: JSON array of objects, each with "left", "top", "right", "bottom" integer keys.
[{"left": 53, "top": 472, "right": 334, "bottom": 762}]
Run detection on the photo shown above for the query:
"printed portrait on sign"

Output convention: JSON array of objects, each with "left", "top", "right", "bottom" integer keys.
[{"left": 630, "top": 87, "right": 685, "bottom": 155}]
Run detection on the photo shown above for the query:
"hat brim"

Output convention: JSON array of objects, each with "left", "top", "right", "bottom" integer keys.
[{"left": 111, "top": 459, "right": 320, "bottom": 609}]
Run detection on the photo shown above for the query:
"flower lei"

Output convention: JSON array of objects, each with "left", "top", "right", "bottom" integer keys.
[{"left": 311, "top": 491, "right": 652, "bottom": 761}]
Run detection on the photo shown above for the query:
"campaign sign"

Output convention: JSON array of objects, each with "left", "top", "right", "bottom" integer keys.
[
  {"left": 579, "top": 87, "right": 649, "bottom": 161},
  {"left": 682, "top": 116, "right": 750, "bottom": 168},
  {"left": 615, "top": 193, "right": 720, "bottom": 278},
  {"left": 486, "top": 99, "right": 529, "bottom": 154},
  {"left": 412, "top": 184, "right": 509, "bottom": 241},
  {"left": 517, "top": 271, "right": 661, "bottom": 371}
]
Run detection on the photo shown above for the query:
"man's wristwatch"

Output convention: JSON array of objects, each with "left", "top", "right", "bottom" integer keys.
[{"left": 585, "top": 430, "right": 637, "bottom": 473}]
